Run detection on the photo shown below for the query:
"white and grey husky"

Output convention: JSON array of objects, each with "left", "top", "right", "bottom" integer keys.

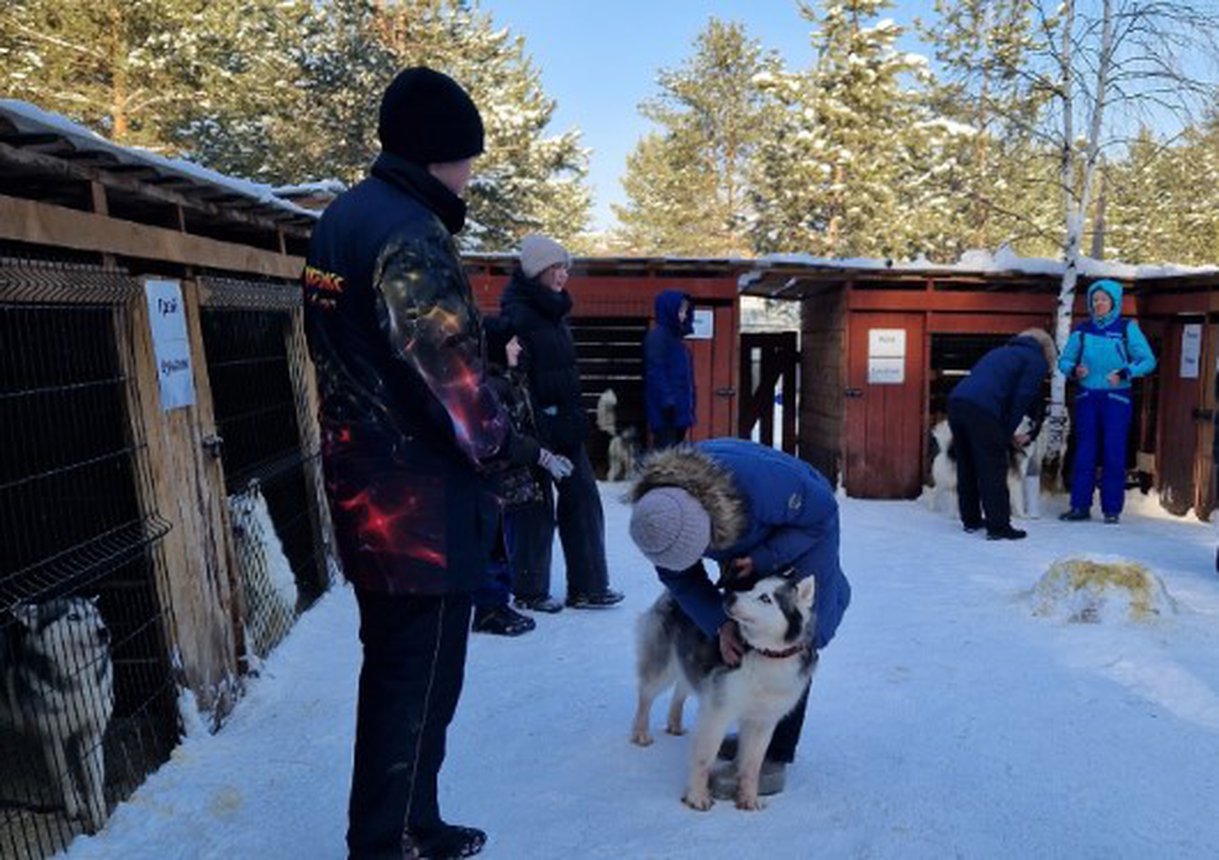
[
  {"left": 228, "top": 479, "right": 298, "bottom": 657},
  {"left": 929, "top": 414, "right": 1054, "bottom": 518},
  {"left": 630, "top": 574, "right": 818, "bottom": 811},
  {"left": 1, "top": 596, "right": 114, "bottom": 831},
  {"left": 596, "top": 387, "right": 639, "bottom": 482}
]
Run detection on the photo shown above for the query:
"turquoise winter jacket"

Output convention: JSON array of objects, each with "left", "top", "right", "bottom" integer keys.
[{"left": 1057, "top": 279, "right": 1156, "bottom": 391}]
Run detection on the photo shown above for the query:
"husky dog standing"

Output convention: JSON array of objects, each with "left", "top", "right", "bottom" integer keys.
[
  {"left": 929, "top": 413, "right": 1054, "bottom": 518},
  {"left": 631, "top": 574, "right": 818, "bottom": 811},
  {"left": 596, "top": 387, "right": 639, "bottom": 481},
  {"left": 228, "top": 479, "right": 298, "bottom": 656},
  {"left": 1, "top": 597, "right": 114, "bottom": 831}
]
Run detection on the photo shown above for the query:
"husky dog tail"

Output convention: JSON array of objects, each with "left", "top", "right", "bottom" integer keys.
[{"left": 597, "top": 388, "right": 618, "bottom": 435}]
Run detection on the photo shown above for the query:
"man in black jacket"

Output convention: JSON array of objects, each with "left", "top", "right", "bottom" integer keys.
[{"left": 303, "top": 67, "right": 567, "bottom": 860}]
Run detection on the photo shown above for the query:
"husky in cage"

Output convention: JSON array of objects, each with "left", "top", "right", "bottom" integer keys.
[
  {"left": 228, "top": 479, "right": 298, "bottom": 656},
  {"left": 1, "top": 596, "right": 115, "bottom": 832},
  {"left": 597, "top": 388, "right": 640, "bottom": 482}
]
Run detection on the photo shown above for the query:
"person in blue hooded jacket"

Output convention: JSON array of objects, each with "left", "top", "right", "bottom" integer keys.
[
  {"left": 947, "top": 329, "right": 1058, "bottom": 540},
  {"left": 644, "top": 289, "right": 696, "bottom": 448},
  {"left": 1057, "top": 279, "right": 1157, "bottom": 524},
  {"left": 627, "top": 438, "right": 851, "bottom": 799}
]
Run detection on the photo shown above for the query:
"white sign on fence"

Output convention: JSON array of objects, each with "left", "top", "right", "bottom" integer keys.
[
  {"left": 688, "top": 307, "right": 714, "bottom": 340},
  {"left": 144, "top": 278, "right": 196, "bottom": 410},
  {"left": 1180, "top": 323, "right": 1202, "bottom": 379},
  {"left": 867, "top": 328, "right": 906, "bottom": 384}
]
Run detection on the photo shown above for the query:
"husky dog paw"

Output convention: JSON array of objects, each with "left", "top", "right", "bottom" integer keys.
[
  {"left": 630, "top": 729, "right": 653, "bottom": 747},
  {"left": 664, "top": 720, "right": 685, "bottom": 736},
  {"left": 736, "top": 791, "right": 765, "bottom": 811},
  {"left": 682, "top": 789, "right": 714, "bottom": 811}
]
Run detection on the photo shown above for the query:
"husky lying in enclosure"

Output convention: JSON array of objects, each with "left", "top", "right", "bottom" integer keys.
[{"left": 228, "top": 479, "right": 298, "bottom": 657}]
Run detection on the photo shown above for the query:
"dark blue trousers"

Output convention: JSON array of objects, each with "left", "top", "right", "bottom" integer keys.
[
  {"left": 1069, "top": 390, "right": 1133, "bottom": 516},
  {"left": 347, "top": 588, "right": 472, "bottom": 860}
]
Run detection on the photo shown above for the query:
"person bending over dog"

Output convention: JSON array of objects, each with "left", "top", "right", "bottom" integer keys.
[
  {"left": 627, "top": 438, "right": 851, "bottom": 799},
  {"left": 947, "top": 329, "right": 1057, "bottom": 541}
]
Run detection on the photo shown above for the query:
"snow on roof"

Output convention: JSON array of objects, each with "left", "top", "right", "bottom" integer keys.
[
  {"left": 271, "top": 179, "right": 348, "bottom": 197},
  {"left": 743, "top": 245, "right": 1219, "bottom": 291},
  {"left": 0, "top": 99, "right": 318, "bottom": 221}
]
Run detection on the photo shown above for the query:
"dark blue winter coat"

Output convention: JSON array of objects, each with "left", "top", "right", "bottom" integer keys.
[
  {"left": 949, "top": 335, "right": 1049, "bottom": 436},
  {"left": 630, "top": 439, "right": 850, "bottom": 650},
  {"left": 302, "top": 152, "right": 532, "bottom": 596},
  {"left": 643, "top": 289, "right": 696, "bottom": 432}
]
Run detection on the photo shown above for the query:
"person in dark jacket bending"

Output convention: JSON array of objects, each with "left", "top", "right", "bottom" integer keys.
[
  {"left": 302, "top": 68, "right": 568, "bottom": 860},
  {"left": 644, "top": 289, "right": 696, "bottom": 448},
  {"left": 947, "top": 329, "right": 1057, "bottom": 541},
  {"left": 500, "top": 235, "right": 624, "bottom": 611}
]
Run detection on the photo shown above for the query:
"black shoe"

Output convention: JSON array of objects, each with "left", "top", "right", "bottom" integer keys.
[
  {"left": 471, "top": 606, "right": 535, "bottom": 636},
  {"left": 412, "top": 824, "right": 486, "bottom": 859},
  {"left": 1103, "top": 514, "right": 1120, "bottom": 525},
  {"left": 986, "top": 526, "right": 1027, "bottom": 541},
  {"left": 962, "top": 522, "right": 983, "bottom": 534},
  {"left": 513, "top": 595, "right": 564, "bottom": 614},
  {"left": 1059, "top": 508, "right": 1090, "bottom": 521},
  {"left": 566, "top": 589, "right": 625, "bottom": 609}
]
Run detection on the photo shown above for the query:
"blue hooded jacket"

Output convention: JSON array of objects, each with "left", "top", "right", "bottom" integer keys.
[
  {"left": 1057, "top": 279, "right": 1156, "bottom": 390},
  {"left": 643, "top": 289, "right": 696, "bottom": 432},
  {"left": 629, "top": 439, "right": 850, "bottom": 650}
]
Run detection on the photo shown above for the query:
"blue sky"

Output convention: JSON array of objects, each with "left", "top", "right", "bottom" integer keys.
[{"left": 482, "top": 1, "right": 938, "bottom": 231}]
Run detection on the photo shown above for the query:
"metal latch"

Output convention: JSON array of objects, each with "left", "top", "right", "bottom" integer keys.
[{"left": 201, "top": 434, "right": 225, "bottom": 459}]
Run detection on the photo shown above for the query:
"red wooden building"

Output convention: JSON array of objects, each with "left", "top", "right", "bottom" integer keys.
[
  {"left": 465, "top": 255, "right": 749, "bottom": 471},
  {"left": 740, "top": 258, "right": 1219, "bottom": 519}
]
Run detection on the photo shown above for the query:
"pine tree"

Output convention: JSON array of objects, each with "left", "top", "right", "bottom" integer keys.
[{"left": 614, "top": 18, "right": 780, "bottom": 256}]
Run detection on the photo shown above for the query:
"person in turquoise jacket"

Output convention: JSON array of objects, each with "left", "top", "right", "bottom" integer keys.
[{"left": 1057, "top": 279, "right": 1157, "bottom": 523}]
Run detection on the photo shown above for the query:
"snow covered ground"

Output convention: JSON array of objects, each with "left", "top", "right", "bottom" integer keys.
[{"left": 66, "top": 484, "right": 1219, "bottom": 859}]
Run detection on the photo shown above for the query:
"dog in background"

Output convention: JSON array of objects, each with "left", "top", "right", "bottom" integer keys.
[
  {"left": 596, "top": 388, "right": 640, "bottom": 482},
  {"left": 1, "top": 596, "right": 114, "bottom": 831},
  {"left": 228, "top": 479, "right": 298, "bottom": 657},
  {"left": 928, "top": 414, "right": 1055, "bottom": 518},
  {"left": 630, "top": 573, "right": 817, "bottom": 811}
]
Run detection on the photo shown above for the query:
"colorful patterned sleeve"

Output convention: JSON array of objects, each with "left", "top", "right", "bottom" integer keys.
[{"left": 372, "top": 232, "right": 510, "bottom": 465}]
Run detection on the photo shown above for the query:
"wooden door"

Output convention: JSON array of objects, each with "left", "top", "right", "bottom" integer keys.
[
  {"left": 1156, "top": 317, "right": 1207, "bottom": 516},
  {"left": 844, "top": 313, "right": 926, "bottom": 498}
]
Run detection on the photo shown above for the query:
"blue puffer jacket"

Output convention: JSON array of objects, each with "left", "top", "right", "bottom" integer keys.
[
  {"left": 629, "top": 439, "right": 850, "bottom": 650},
  {"left": 643, "top": 289, "right": 696, "bottom": 431},
  {"left": 949, "top": 335, "right": 1049, "bottom": 436},
  {"left": 1057, "top": 279, "right": 1156, "bottom": 390}
]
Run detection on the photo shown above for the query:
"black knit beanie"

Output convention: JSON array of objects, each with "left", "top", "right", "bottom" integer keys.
[{"left": 378, "top": 67, "right": 485, "bottom": 165}]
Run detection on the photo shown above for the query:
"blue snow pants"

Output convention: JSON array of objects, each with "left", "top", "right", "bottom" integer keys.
[{"left": 1069, "top": 389, "right": 1133, "bottom": 516}]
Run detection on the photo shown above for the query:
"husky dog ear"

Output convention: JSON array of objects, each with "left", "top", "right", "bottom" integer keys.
[
  {"left": 13, "top": 602, "right": 40, "bottom": 629},
  {"left": 795, "top": 575, "right": 816, "bottom": 609}
]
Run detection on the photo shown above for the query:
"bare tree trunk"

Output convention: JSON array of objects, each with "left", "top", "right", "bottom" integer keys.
[{"left": 1046, "top": 0, "right": 1113, "bottom": 471}]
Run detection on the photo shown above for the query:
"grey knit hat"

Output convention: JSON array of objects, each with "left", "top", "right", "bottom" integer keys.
[
  {"left": 519, "top": 234, "right": 571, "bottom": 279},
  {"left": 629, "top": 486, "right": 711, "bottom": 571}
]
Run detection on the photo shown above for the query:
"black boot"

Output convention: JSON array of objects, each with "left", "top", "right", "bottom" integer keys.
[
  {"left": 986, "top": 526, "right": 1027, "bottom": 541},
  {"left": 471, "top": 605, "right": 535, "bottom": 636},
  {"left": 412, "top": 824, "right": 486, "bottom": 859},
  {"left": 1059, "top": 508, "right": 1090, "bottom": 521}
]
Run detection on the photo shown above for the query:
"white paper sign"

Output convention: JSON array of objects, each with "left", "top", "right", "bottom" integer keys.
[
  {"left": 1180, "top": 323, "right": 1202, "bottom": 379},
  {"left": 688, "top": 308, "right": 714, "bottom": 340},
  {"left": 867, "top": 328, "right": 906, "bottom": 384},
  {"left": 145, "top": 278, "right": 196, "bottom": 410}
]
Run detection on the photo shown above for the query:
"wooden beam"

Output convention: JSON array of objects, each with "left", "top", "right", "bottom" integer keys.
[
  {"left": 0, "top": 140, "right": 312, "bottom": 237},
  {"left": 0, "top": 193, "right": 303, "bottom": 279}
]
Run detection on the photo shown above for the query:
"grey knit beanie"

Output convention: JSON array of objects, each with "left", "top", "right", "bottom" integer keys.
[
  {"left": 629, "top": 486, "right": 711, "bottom": 571},
  {"left": 519, "top": 234, "right": 571, "bottom": 279}
]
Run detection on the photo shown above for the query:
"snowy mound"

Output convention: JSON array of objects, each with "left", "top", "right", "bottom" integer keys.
[{"left": 1032, "top": 555, "right": 1176, "bottom": 623}]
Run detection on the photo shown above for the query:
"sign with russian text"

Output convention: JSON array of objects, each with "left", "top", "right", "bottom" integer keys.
[{"left": 145, "top": 278, "right": 196, "bottom": 410}]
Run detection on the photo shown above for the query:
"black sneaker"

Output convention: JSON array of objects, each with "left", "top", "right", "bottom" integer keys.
[
  {"left": 471, "top": 606, "right": 535, "bottom": 636},
  {"left": 566, "top": 589, "right": 625, "bottom": 609},
  {"left": 1103, "top": 514, "right": 1120, "bottom": 525},
  {"left": 412, "top": 824, "right": 486, "bottom": 859},
  {"left": 986, "top": 526, "right": 1027, "bottom": 541},
  {"left": 513, "top": 595, "right": 564, "bottom": 614},
  {"left": 1059, "top": 508, "right": 1090, "bottom": 521}
]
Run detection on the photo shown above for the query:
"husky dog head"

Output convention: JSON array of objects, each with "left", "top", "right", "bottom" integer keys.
[
  {"left": 229, "top": 478, "right": 267, "bottom": 540},
  {"left": 14, "top": 596, "right": 111, "bottom": 668},
  {"left": 723, "top": 573, "right": 815, "bottom": 652}
]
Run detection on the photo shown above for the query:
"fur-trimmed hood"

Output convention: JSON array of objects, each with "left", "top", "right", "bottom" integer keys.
[{"left": 629, "top": 445, "right": 747, "bottom": 551}]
